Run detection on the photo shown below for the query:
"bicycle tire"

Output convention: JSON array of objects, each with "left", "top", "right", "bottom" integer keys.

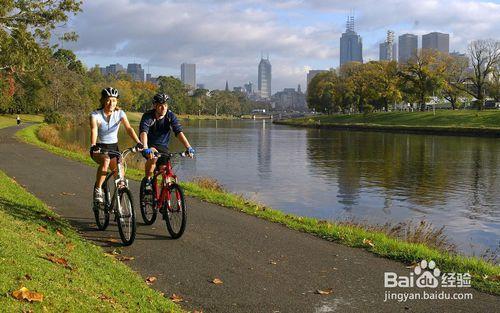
[
  {"left": 163, "top": 183, "right": 187, "bottom": 239},
  {"left": 140, "top": 177, "right": 157, "bottom": 225},
  {"left": 117, "top": 188, "right": 136, "bottom": 246},
  {"left": 94, "top": 183, "right": 110, "bottom": 230}
]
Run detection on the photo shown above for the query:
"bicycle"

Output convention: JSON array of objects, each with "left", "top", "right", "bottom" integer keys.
[
  {"left": 139, "top": 152, "right": 188, "bottom": 239},
  {"left": 92, "top": 147, "right": 138, "bottom": 246}
]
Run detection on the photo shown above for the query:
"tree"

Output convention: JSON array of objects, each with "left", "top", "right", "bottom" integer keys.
[
  {"left": 307, "top": 71, "right": 338, "bottom": 113},
  {"left": 0, "top": 0, "right": 82, "bottom": 107},
  {"left": 53, "top": 49, "right": 85, "bottom": 74},
  {"left": 157, "top": 76, "right": 190, "bottom": 113},
  {"left": 398, "top": 49, "right": 445, "bottom": 111},
  {"left": 439, "top": 53, "right": 469, "bottom": 109},
  {"left": 486, "top": 65, "right": 500, "bottom": 102},
  {"left": 463, "top": 39, "right": 500, "bottom": 110}
]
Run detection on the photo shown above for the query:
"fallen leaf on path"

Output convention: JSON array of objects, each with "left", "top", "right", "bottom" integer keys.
[
  {"left": 169, "top": 293, "right": 183, "bottom": 303},
  {"left": 37, "top": 226, "right": 47, "bottom": 233},
  {"left": 315, "top": 288, "right": 333, "bottom": 295},
  {"left": 405, "top": 262, "right": 419, "bottom": 269},
  {"left": 116, "top": 256, "right": 135, "bottom": 261},
  {"left": 146, "top": 276, "right": 157, "bottom": 285},
  {"left": 60, "top": 192, "right": 76, "bottom": 196},
  {"left": 44, "top": 253, "right": 71, "bottom": 269},
  {"left": 211, "top": 278, "right": 223, "bottom": 285},
  {"left": 362, "top": 238, "right": 374, "bottom": 247},
  {"left": 107, "top": 238, "right": 120, "bottom": 244},
  {"left": 11, "top": 287, "right": 44, "bottom": 302},
  {"left": 269, "top": 260, "right": 277, "bottom": 265},
  {"left": 56, "top": 229, "right": 64, "bottom": 238}
]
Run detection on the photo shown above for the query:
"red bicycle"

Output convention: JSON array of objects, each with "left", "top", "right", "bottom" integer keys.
[{"left": 139, "top": 152, "right": 187, "bottom": 239}]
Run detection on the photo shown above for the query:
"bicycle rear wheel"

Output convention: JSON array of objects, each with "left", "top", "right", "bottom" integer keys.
[
  {"left": 163, "top": 183, "right": 186, "bottom": 239},
  {"left": 93, "top": 184, "right": 110, "bottom": 230},
  {"left": 140, "top": 177, "right": 157, "bottom": 225},
  {"left": 117, "top": 188, "right": 136, "bottom": 246}
]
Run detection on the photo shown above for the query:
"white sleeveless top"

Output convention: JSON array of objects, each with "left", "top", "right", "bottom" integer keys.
[{"left": 90, "top": 109, "right": 126, "bottom": 144}]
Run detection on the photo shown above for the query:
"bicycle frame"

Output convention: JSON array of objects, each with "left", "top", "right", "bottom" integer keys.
[
  {"left": 151, "top": 158, "right": 179, "bottom": 211},
  {"left": 100, "top": 148, "right": 135, "bottom": 214}
]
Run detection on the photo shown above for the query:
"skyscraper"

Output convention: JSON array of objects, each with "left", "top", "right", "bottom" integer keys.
[
  {"left": 398, "top": 34, "right": 418, "bottom": 63},
  {"left": 422, "top": 32, "right": 449, "bottom": 53},
  {"left": 127, "top": 63, "right": 145, "bottom": 82},
  {"left": 181, "top": 63, "right": 196, "bottom": 89},
  {"left": 380, "top": 30, "right": 397, "bottom": 61},
  {"left": 339, "top": 15, "right": 363, "bottom": 67},
  {"left": 258, "top": 55, "right": 272, "bottom": 99},
  {"left": 379, "top": 42, "right": 397, "bottom": 61}
]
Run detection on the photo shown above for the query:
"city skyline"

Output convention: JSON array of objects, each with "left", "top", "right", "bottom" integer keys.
[{"left": 62, "top": 0, "right": 500, "bottom": 91}]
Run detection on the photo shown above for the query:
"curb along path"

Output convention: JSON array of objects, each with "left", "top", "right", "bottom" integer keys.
[{"left": 0, "top": 125, "right": 498, "bottom": 312}]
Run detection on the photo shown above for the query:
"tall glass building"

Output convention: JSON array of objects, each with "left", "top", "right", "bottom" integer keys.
[
  {"left": 339, "top": 16, "right": 363, "bottom": 67},
  {"left": 258, "top": 56, "right": 272, "bottom": 99},
  {"left": 181, "top": 63, "right": 196, "bottom": 89}
]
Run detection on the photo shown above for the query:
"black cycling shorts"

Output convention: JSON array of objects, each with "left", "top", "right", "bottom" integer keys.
[
  {"left": 92, "top": 143, "right": 120, "bottom": 160},
  {"left": 151, "top": 145, "right": 169, "bottom": 167}
]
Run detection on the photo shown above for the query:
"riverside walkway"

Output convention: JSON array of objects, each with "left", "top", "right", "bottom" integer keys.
[{"left": 0, "top": 125, "right": 498, "bottom": 312}]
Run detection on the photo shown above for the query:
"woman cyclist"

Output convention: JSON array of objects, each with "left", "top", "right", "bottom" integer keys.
[{"left": 89, "top": 87, "right": 142, "bottom": 203}]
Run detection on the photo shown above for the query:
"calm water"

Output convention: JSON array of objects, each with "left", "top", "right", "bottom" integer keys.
[{"left": 61, "top": 119, "right": 500, "bottom": 255}]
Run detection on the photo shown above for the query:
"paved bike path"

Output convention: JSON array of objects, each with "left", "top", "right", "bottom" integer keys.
[{"left": 0, "top": 125, "right": 498, "bottom": 313}]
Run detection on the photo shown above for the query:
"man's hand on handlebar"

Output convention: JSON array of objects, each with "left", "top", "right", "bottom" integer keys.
[
  {"left": 141, "top": 147, "right": 157, "bottom": 160},
  {"left": 185, "top": 146, "right": 195, "bottom": 158}
]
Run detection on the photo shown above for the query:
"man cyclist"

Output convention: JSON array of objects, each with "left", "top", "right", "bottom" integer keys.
[{"left": 139, "top": 93, "right": 195, "bottom": 187}]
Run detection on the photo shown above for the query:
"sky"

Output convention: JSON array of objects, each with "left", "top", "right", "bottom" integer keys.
[{"left": 60, "top": 0, "right": 500, "bottom": 92}]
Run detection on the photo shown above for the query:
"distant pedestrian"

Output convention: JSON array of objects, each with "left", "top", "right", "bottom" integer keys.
[{"left": 16, "top": 115, "right": 21, "bottom": 126}]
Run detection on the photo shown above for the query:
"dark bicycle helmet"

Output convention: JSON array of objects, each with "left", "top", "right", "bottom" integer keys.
[
  {"left": 101, "top": 87, "right": 119, "bottom": 98},
  {"left": 152, "top": 93, "right": 170, "bottom": 104}
]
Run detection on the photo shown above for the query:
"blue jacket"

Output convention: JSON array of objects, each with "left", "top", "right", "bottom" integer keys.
[{"left": 139, "top": 110, "right": 183, "bottom": 148}]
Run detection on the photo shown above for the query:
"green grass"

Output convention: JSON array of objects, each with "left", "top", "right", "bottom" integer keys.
[
  {"left": 277, "top": 111, "right": 500, "bottom": 134},
  {"left": 16, "top": 124, "right": 500, "bottom": 295},
  {"left": 0, "top": 114, "right": 44, "bottom": 129},
  {"left": 0, "top": 169, "right": 182, "bottom": 312}
]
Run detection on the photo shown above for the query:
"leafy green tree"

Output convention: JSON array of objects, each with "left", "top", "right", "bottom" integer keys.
[
  {"left": 157, "top": 76, "right": 190, "bottom": 113},
  {"left": 0, "top": 0, "right": 82, "bottom": 89},
  {"left": 53, "top": 48, "right": 85, "bottom": 74},
  {"left": 307, "top": 71, "right": 338, "bottom": 113}
]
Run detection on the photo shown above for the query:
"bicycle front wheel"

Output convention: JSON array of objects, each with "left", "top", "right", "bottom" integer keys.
[
  {"left": 140, "top": 177, "right": 157, "bottom": 225},
  {"left": 163, "top": 183, "right": 187, "bottom": 239},
  {"left": 117, "top": 188, "right": 136, "bottom": 246},
  {"left": 93, "top": 183, "right": 110, "bottom": 230}
]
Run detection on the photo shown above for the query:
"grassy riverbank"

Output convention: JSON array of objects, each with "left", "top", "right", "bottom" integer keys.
[
  {"left": 0, "top": 169, "right": 181, "bottom": 312},
  {"left": 276, "top": 111, "right": 500, "bottom": 136},
  {"left": 15, "top": 124, "right": 500, "bottom": 295}
]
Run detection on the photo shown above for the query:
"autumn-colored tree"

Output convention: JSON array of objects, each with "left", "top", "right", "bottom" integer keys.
[
  {"left": 398, "top": 49, "right": 445, "bottom": 111},
  {"left": 438, "top": 52, "right": 469, "bottom": 109}
]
